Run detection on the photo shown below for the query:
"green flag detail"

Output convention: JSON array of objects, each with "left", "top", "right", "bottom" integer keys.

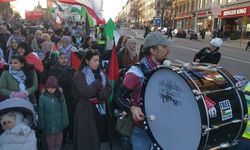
[{"left": 104, "top": 19, "right": 116, "bottom": 40}]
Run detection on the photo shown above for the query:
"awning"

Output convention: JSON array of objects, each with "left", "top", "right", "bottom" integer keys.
[{"left": 175, "top": 15, "right": 193, "bottom": 20}]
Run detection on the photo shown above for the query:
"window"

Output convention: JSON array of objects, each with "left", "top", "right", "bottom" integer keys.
[
  {"left": 191, "top": 1, "right": 194, "bottom": 10},
  {"left": 183, "top": 4, "right": 186, "bottom": 13},
  {"left": 187, "top": 2, "right": 190, "bottom": 12}
]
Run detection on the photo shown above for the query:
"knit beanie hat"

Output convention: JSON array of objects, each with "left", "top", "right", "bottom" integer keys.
[{"left": 45, "top": 76, "right": 59, "bottom": 88}]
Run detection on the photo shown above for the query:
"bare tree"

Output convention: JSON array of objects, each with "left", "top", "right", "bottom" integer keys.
[
  {"left": 156, "top": 0, "right": 173, "bottom": 27},
  {"left": 129, "top": 0, "right": 140, "bottom": 28}
]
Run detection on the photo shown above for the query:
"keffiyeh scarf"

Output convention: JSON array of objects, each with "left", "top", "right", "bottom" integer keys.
[
  {"left": 82, "top": 66, "right": 107, "bottom": 115},
  {"left": 9, "top": 66, "right": 26, "bottom": 91}
]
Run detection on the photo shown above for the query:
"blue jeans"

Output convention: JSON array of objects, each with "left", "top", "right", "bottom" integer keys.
[{"left": 131, "top": 127, "right": 152, "bottom": 150}]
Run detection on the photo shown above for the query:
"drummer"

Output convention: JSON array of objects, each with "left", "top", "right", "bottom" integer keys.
[{"left": 116, "top": 32, "right": 173, "bottom": 150}]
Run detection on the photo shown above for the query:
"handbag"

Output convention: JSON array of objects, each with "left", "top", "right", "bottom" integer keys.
[{"left": 116, "top": 112, "right": 133, "bottom": 136}]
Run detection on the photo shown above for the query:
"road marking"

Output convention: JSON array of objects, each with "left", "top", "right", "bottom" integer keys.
[
  {"left": 171, "top": 44, "right": 250, "bottom": 64},
  {"left": 175, "top": 59, "right": 188, "bottom": 64}
]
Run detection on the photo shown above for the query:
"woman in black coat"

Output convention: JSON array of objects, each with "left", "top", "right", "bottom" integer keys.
[{"left": 72, "top": 49, "right": 113, "bottom": 150}]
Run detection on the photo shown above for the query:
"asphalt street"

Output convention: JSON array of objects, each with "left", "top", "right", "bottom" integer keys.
[{"left": 124, "top": 28, "right": 250, "bottom": 80}]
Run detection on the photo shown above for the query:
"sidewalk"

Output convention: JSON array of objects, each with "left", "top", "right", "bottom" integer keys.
[
  {"left": 198, "top": 32, "right": 248, "bottom": 50},
  {"left": 132, "top": 29, "right": 249, "bottom": 50}
]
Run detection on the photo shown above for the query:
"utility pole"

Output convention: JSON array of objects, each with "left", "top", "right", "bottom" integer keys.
[{"left": 194, "top": 0, "right": 198, "bottom": 33}]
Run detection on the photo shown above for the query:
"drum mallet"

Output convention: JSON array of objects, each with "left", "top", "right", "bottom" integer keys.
[{"left": 146, "top": 115, "right": 156, "bottom": 121}]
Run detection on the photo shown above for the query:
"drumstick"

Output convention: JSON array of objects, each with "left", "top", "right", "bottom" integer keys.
[{"left": 163, "top": 60, "right": 217, "bottom": 72}]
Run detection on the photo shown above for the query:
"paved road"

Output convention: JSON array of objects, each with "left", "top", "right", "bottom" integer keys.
[{"left": 122, "top": 28, "right": 250, "bottom": 80}]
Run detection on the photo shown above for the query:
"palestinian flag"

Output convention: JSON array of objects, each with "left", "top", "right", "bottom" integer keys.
[
  {"left": 70, "top": 52, "right": 82, "bottom": 70},
  {"left": 71, "top": 6, "right": 95, "bottom": 27},
  {"left": 59, "top": 0, "right": 106, "bottom": 24},
  {"left": 107, "top": 44, "right": 120, "bottom": 103},
  {"left": 50, "top": 43, "right": 59, "bottom": 58},
  {"left": 54, "top": 13, "right": 63, "bottom": 28}
]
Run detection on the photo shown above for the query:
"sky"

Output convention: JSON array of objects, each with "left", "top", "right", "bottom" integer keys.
[
  {"left": 12, "top": 0, "right": 126, "bottom": 20},
  {"left": 11, "top": 0, "right": 46, "bottom": 18},
  {"left": 102, "top": 0, "right": 127, "bottom": 20}
]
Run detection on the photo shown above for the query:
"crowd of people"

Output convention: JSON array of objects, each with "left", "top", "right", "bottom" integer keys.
[{"left": 0, "top": 17, "right": 249, "bottom": 150}]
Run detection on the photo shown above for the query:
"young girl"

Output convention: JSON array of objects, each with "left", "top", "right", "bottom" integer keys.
[{"left": 38, "top": 76, "right": 69, "bottom": 150}]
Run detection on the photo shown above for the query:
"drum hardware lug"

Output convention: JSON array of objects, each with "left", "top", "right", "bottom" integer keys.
[
  {"left": 195, "top": 95, "right": 202, "bottom": 100},
  {"left": 201, "top": 125, "right": 210, "bottom": 135},
  {"left": 177, "top": 70, "right": 183, "bottom": 74},
  {"left": 210, "top": 143, "right": 231, "bottom": 150},
  {"left": 243, "top": 114, "right": 248, "bottom": 122}
]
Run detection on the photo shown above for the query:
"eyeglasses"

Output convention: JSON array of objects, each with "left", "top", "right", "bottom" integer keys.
[{"left": 11, "top": 41, "right": 17, "bottom": 44}]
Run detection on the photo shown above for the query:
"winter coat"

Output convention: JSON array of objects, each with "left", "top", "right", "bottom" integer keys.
[
  {"left": 72, "top": 70, "right": 113, "bottom": 150},
  {"left": 193, "top": 47, "right": 221, "bottom": 64},
  {"left": 0, "top": 67, "right": 38, "bottom": 98},
  {"left": 38, "top": 90, "right": 69, "bottom": 134}
]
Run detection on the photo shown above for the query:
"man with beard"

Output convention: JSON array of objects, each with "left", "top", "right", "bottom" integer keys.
[
  {"left": 118, "top": 38, "right": 139, "bottom": 69},
  {"left": 116, "top": 33, "right": 173, "bottom": 150}
]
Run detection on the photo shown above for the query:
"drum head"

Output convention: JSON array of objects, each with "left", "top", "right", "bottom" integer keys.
[{"left": 142, "top": 68, "right": 202, "bottom": 150}]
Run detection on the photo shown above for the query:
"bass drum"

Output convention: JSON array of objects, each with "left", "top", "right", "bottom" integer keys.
[{"left": 141, "top": 65, "right": 248, "bottom": 150}]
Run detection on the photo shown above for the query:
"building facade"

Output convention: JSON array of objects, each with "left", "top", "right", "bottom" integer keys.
[{"left": 116, "top": 0, "right": 250, "bottom": 38}]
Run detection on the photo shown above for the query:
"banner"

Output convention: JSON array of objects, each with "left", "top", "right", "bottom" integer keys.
[{"left": 25, "top": 10, "right": 43, "bottom": 20}]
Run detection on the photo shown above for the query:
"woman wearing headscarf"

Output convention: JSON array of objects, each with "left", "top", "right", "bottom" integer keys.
[
  {"left": 59, "top": 36, "right": 79, "bottom": 69},
  {"left": 40, "top": 33, "right": 53, "bottom": 60},
  {"left": 31, "top": 30, "right": 43, "bottom": 52},
  {"left": 72, "top": 49, "right": 113, "bottom": 150},
  {"left": 5, "top": 37, "right": 20, "bottom": 63}
]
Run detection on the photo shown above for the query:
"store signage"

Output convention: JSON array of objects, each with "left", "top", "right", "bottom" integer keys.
[{"left": 223, "top": 8, "right": 247, "bottom": 16}]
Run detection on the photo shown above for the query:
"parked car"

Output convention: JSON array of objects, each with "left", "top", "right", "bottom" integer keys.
[{"left": 174, "top": 29, "right": 186, "bottom": 38}]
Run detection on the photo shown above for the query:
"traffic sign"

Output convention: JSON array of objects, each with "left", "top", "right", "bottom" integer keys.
[{"left": 154, "top": 17, "right": 161, "bottom": 26}]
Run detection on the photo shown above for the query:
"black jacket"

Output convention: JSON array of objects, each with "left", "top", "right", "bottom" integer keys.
[{"left": 193, "top": 47, "right": 221, "bottom": 64}]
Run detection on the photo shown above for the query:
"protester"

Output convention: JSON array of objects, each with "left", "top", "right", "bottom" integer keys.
[
  {"left": 72, "top": 49, "right": 112, "bottom": 150},
  {"left": 17, "top": 42, "right": 44, "bottom": 73},
  {"left": 118, "top": 38, "right": 139, "bottom": 69},
  {"left": 0, "top": 25, "right": 11, "bottom": 52},
  {"left": 47, "top": 52, "right": 75, "bottom": 141},
  {"left": 116, "top": 33, "right": 173, "bottom": 149},
  {"left": 0, "top": 55, "right": 38, "bottom": 103},
  {"left": 5, "top": 37, "right": 20, "bottom": 63},
  {"left": 59, "top": 36, "right": 78, "bottom": 66},
  {"left": 7, "top": 28, "right": 25, "bottom": 48},
  {"left": 38, "top": 76, "right": 69, "bottom": 150}
]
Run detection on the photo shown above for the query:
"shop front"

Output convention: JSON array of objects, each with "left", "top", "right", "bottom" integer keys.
[
  {"left": 220, "top": 6, "right": 250, "bottom": 39},
  {"left": 197, "top": 10, "right": 213, "bottom": 32},
  {"left": 175, "top": 13, "right": 193, "bottom": 29}
]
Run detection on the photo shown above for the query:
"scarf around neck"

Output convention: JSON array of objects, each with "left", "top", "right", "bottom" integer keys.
[
  {"left": 82, "top": 66, "right": 106, "bottom": 87},
  {"left": 140, "top": 56, "right": 157, "bottom": 72},
  {"left": 9, "top": 66, "right": 26, "bottom": 91},
  {"left": 82, "top": 66, "right": 107, "bottom": 115},
  {"left": 60, "top": 44, "right": 72, "bottom": 65}
]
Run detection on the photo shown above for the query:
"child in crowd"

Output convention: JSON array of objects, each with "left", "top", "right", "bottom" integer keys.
[
  {"left": 38, "top": 76, "right": 68, "bottom": 150},
  {"left": 0, "top": 111, "right": 37, "bottom": 150}
]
